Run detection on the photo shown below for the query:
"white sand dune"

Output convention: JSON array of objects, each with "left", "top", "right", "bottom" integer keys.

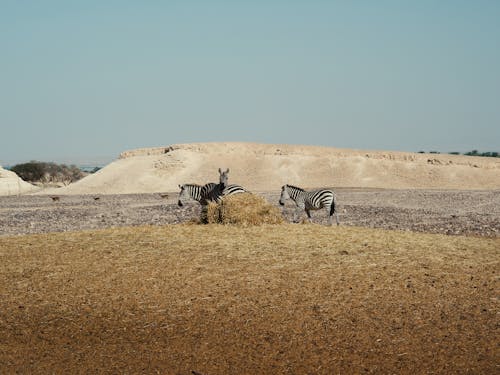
[
  {"left": 0, "top": 166, "right": 39, "bottom": 196},
  {"left": 38, "top": 143, "right": 500, "bottom": 195}
]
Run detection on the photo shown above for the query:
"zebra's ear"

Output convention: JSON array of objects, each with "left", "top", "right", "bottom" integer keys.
[
  {"left": 226, "top": 168, "right": 229, "bottom": 173},
  {"left": 218, "top": 168, "right": 222, "bottom": 173},
  {"left": 178, "top": 184, "right": 182, "bottom": 189}
]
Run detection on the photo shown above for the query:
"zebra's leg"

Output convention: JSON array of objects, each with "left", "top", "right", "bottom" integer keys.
[
  {"left": 328, "top": 203, "right": 340, "bottom": 226},
  {"left": 292, "top": 207, "right": 302, "bottom": 223},
  {"left": 305, "top": 208, "right": 313, "bottom": 223},
  {"left": 326, "top": 206, "right": 332, "bottom": 225},
  {"left": 200, "top": 204, "right": 209, "bottom": 224},
  {"left": 293, "top": 202, "right": 306, "bottom": 223}
]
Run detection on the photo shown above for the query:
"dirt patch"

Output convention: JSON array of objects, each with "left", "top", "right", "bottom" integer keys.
[
  {"left": 0, "top": 225, "right": 498, "bottom": 374},
  {"left": 1, "top": 189, "right": 499, "bottom": 237}
]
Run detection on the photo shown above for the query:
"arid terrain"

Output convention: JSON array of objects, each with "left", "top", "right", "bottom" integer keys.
[
  {"left": 1, "top": 188, "right": 499, "bottom": 237},
  {"left": 0, "top": 223, "right": 498, "bottom": 374},
  {"left": 33, "top": 143, "right": 500, "bottom": 195},
  {"left": 1, "top": 143, "right": 499, "bottom": 374}
]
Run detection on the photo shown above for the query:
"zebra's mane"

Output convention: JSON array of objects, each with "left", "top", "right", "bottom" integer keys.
[{"left": 286, "top": 184, "right": 305, "bottom": 192}]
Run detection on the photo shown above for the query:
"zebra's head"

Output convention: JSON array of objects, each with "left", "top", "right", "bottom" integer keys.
[
  {"left": 279, "top": 185, "right": 290, "bottom": 206},
  {"left": 218, "top": 168, "right": 229, "bottom": 187},
  {"left": 178, "top": 184, "right": 188, "bottom": 207}
]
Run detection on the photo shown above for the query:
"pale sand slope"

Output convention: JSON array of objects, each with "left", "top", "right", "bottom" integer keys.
[
  {"left": 41, "top": 143, "right": 500, "bottom": 195},
  {"left": 0, "top": 166, "right": 39, "bottom": 196}
]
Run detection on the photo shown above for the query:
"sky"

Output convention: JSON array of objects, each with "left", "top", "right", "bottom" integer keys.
[{"left": 1, "top": 1, "right": 499, "bottom": 165}]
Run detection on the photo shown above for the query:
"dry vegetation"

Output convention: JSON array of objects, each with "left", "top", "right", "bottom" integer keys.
[
  {"left": 206, "top": 193, "right": 284, "bottom": 225},
  {"left": 1, "top": 224, "right": 498, "bottom": 374}
]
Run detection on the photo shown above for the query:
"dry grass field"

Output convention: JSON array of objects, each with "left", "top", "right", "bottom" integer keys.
[{"left": 0, "top": 224, "right": 498, "bottom": 374}]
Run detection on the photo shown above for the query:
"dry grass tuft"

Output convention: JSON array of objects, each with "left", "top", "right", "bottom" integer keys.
[{"left": 205, "top": 193, "right": 284, "bottom": 225}]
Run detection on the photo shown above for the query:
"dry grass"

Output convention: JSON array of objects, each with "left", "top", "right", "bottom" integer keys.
[
  {"left": 0, "top": 224, "right": 498, "bottom": 374},
  {"left": 206, "top": 193, "right": 284, "bottom": 225}
]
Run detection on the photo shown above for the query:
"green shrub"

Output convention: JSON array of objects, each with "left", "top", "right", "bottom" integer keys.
[
  {"left": 10, "top": 161, "right": 86, "bottom": 183},
  {"left": 10, "top": 162, "right": 45, "bottom": 181}
]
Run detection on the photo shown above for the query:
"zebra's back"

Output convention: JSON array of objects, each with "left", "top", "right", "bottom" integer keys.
[
  {"left": 200, "top": 182, "right": 224, "bottom": 203},
  {"left": 306, "top": 189, "right": 335, "bottom": 209},
  {"left": 200, "top": 183, "right": 246, "bottom": 203},
  {"left": 222, "top": 184, "right": 247, "bottom": 196}
]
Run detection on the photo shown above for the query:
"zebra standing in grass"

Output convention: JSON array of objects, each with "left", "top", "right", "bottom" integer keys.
[
  {"left": 279, "top": 184, "right": 339, "bottom": 226},
  {"left": 177, "top": 183, "right": 247, "bottom": 207}
]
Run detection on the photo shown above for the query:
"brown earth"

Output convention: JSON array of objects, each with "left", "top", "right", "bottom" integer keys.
[
  {"left": 1, "top": 189, "right": 499, "bottom": 374},
  {"left": 0, "top": 225, "right": 498, "bottom": 374}
]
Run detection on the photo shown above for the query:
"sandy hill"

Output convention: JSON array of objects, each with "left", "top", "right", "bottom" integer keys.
[
  {"left": 0, "top": 166, "right": 39, "bottom": 196},
  {"left": 38, "top": 143, "right": 500, "bottom": 195}
]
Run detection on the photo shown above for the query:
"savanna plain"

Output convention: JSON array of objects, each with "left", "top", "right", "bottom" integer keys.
[{"left": 0, "top": 189, "right": 499, "bottom": 374}]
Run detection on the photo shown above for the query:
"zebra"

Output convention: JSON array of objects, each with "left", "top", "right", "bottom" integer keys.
[
  {"left": 177, "top": 183, "right": 246, "bottom": 207},
  {"left": 218, "top": 168, "right": 229, "bottom": 187},
  {"left": 197, "top": 167, "right": 230, "bottom": 203},
  {"left": 177, "top": 168, "right": 233, "bottom": 207},
  {"left": 279, "top": 184, "right": 339, "bottom": 226}
]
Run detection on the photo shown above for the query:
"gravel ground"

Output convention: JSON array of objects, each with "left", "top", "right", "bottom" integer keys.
[{"left": 1, "top": 189, "right": 499, "bottom": 237}]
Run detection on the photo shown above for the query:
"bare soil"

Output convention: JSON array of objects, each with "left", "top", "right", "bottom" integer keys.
[
  {"left": 0, "top": 225, "right": 498, "bottom": 374},
  {"left": 0, "top": 189, "right": 499, "bottom": 374},
  {"left": 1, "top": 188, "right": 499, "bottom": 237}
]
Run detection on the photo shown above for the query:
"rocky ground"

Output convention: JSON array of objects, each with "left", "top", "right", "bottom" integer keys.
[{"left": 1, "top": 189, "right": 499, "bottom": 237}]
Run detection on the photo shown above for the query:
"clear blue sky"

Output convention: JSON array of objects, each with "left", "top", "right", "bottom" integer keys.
[{"left": 1, "top": 1, "right": 499, "bottom": 165}]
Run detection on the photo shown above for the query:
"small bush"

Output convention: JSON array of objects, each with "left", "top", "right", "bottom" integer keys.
[
  {"left": 480, "top": 152, "right": 499, "bottom": 158},
  {"left": 10, "top": 161, "right": 45, "bottom": 181},
  {"left": 10, "top": 161, "right": 86, "bottom": 184},
  {"left": 419, "top": 150, "right": 499, "bottom": 158},
  {"left": 205, "top": 193, "right": 284, "bottom": 225}
]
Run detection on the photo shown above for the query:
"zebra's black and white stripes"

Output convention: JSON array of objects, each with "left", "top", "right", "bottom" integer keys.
[
  {"left": 177, "top": 183, "right": 246, "bottom": 207},
  {"left": 218, "top": 168, "right": 229, "bottom": 187},
  {"left": 177, "top": 167, "right": 340, "bottom": 226},
  {"left": 279, "top": 184, "right": 339, "bottom": 225}
]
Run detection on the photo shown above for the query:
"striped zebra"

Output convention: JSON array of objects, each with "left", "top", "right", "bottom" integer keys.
[
  {"left": 177, "top": 183, "right": 246, "bottom": 207},
  {"left": 218, "top": 168, "right": 229, "bottom": 187},
  {"left": 177, "top": 168, "right": 231, "bottom": 207},
  {"left": 279, "top": 184, "right": 339, "bottom": 226},
  {"left": 201, "top": 168, "right": 230, "bottom": 201}
]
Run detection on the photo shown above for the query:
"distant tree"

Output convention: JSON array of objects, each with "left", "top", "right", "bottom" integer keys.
[
  {"left": 480, "top": 151, "right": 499, "bottom": 158},
  {"left": 418, "top": 150, "right": 498, "bottom": 157},
  {"left": 10, "top": 161, "right": 45, "bottom": 182},
  {"left": 465, "top": 150, "right": 479, "bottom": 156},
  {"left": 461, "top": 150, "right": 499, "bottom": 158},
  {"left": 10, "top": 161, "right": 85, "bottom": 184}
]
